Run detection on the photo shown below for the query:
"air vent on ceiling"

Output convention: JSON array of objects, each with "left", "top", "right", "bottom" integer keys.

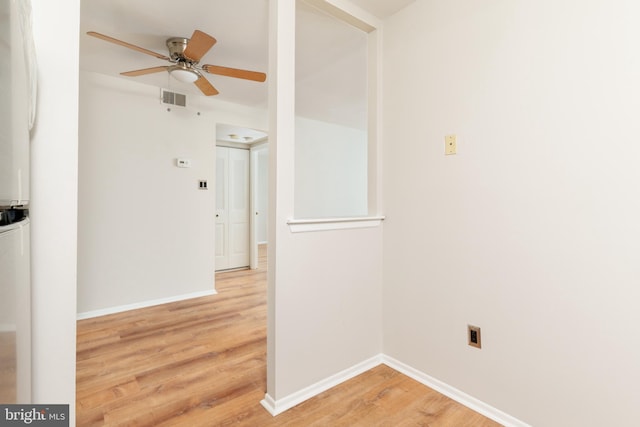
[{"left": 161, "top": 89, "right": 186, "bottom": 107}]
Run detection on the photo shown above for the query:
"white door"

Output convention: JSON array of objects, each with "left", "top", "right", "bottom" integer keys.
[
  {"left": 216, "top": 147, "right": 250, "bottom": 270},
  {"left": 250, "top": 145, "right": 268, "bottom": 269},
  {"left": 215, "top": 148, "right": 229, "bottom": 269}
]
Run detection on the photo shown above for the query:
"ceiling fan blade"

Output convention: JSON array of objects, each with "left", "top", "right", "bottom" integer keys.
[
  {"left": 120, "top": 66, "right": 169, "bottom": 77},
  {"left": 194, "top": 76, "right": 219, "bottom": 96},
  {"left": 87, "top": 31, "right": 170, "bottom": 61},
  {"left": 183, "top": 30, "right": 217, "bottom": 62},
  {"left": 202, "top": 64, "right": 267, "bottom": 82}
]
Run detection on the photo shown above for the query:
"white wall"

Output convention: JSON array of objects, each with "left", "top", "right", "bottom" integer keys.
[
  {"left": 382, "top": 1, "right": 640, "bottom": 425},
  {"left": 266, "top": 0, "right": 383, "bottom": 410},
  {"left": 77, "top": 71, "right": 267, "bottom": 314},
  {"left": 274, "top": 228, "right": 383, "bottom": 400},
  {"left": 294, "top": 117, "right": 367, "bottom": 218},
  {"left": 31, "top": 0, "right": 78, "bottom": 421}
]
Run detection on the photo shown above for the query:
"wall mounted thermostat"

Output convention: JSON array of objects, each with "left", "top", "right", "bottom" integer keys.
[{"left": 176, "top": 158, "right": 192, "bottom": 168}]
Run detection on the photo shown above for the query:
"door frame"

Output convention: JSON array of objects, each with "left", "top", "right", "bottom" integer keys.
[
  {"left": 250, "top": 142, "right": 268, "bottom": 269},
  {"left": 215, "top": 139, "right": 268, "bottom": 271}
]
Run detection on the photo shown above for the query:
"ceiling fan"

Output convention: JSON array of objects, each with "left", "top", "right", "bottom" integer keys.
[{"left": 86, "top": 29, "right": 267, "bottom": 96}]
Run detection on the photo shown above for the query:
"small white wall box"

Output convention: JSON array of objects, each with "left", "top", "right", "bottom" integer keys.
[{"left": 176, "top": 158, "right": 192, "bottom": 168}]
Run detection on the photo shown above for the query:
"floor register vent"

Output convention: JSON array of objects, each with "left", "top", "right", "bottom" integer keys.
[{"left": 161, "top": 89, "right": 186, "bottom": 107}]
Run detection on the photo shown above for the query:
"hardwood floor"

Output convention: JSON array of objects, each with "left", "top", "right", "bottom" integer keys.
[
  {"left": 0, "top": 332, "right": 16, "bottom": 403},
  {"left": 76, "top": 245, "right": 501, "bottom": 426}
]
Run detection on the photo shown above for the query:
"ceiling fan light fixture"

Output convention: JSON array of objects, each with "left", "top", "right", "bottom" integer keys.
[
  {"left": 169, "top": 65, "right": 200, "bottom": 83},
  {"left": 86, "top": 30, "right": 266, "bottom": 97}
]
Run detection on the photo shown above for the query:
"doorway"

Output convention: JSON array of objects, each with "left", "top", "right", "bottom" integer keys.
[{"left": 215, "top": 124, "right": 268, "bottom": 272}]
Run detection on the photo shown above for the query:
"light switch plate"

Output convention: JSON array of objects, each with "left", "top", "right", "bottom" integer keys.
[{"left": 445, "top": 134, "right": 457, "bottom": 155}]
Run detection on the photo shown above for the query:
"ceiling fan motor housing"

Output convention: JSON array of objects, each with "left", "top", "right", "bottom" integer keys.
[{"left": 166, "top": 37, "right": 195, "bottom": 63}]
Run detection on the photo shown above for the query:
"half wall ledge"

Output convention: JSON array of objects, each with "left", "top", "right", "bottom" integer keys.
[{"left": 287, "top": 216, "right": 385, "bottom": 233}]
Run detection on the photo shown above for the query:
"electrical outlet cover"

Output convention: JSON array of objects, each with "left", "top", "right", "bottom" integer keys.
[
  {"left": 468, "top": 325, "right": 481, "bottom": 349},
  {"left": 445, "top": 134, "right": 457, "bottom": 155}
]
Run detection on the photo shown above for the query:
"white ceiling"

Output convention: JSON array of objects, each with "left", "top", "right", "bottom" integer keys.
[
  {"left": 80, "top": 0, "right": 415, "bottom": 136},
  {"left": 216, "top": 123, "right": 268, "bottom": 145},
  {"left": 80, "top": 0, "right": 271, "bottom": 108},
  {"left": 348, "top": 0, "right": 415, "bottom": 19}
]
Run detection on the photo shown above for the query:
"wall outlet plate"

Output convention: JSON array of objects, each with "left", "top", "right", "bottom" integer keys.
[
  {"left": 468, "top": 325, "right": 481, "bottom": 349},
  {"left": 445, "top": 134, "right": 457, "bottom": 155}
]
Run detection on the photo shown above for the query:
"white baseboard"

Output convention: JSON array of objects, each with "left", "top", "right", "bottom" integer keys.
[
  {"left": 76, "top": 289, "right": 218, "bottom": 320},
  {"left": 381, "top": 355, "right": 531, "bottom": 427},
  {"left": 260, "top": 353, "right": 528, "bottom": 426},
  {"left": 260, "top": 354, "right": 383, "bottom": 416},
  {"left": 260, "top": 393, "right": 277, "bottom": 415}
]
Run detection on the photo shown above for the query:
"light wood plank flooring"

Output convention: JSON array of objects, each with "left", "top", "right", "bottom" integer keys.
[
  {"left": 0, "top": 332, "right": 16, "bottom": 403},
  {"left": 76, "top": 245, "right": 501, "bottom": 426}
]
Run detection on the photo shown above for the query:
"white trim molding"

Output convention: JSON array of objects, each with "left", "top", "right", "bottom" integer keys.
[
  {"left": 261, "top": 354, "right": 383, "bottom": 416},
  {"left": 287, "top": 215, "right": 385, "bottom": 233},
  {"left": 381, "top": 355, "right": 532, "bottom": 427},
  {"left": 302, "top": 0, "right": 381, "bottom": 32},
  {"left": 76, "top": 289, "right": 218, "bottom": 320},
  {"left": 260, "top": 353, "right": 530, "bottom": 426},
  {"left": 259, "top": 393, "right": 278, "bottom": 416}
]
